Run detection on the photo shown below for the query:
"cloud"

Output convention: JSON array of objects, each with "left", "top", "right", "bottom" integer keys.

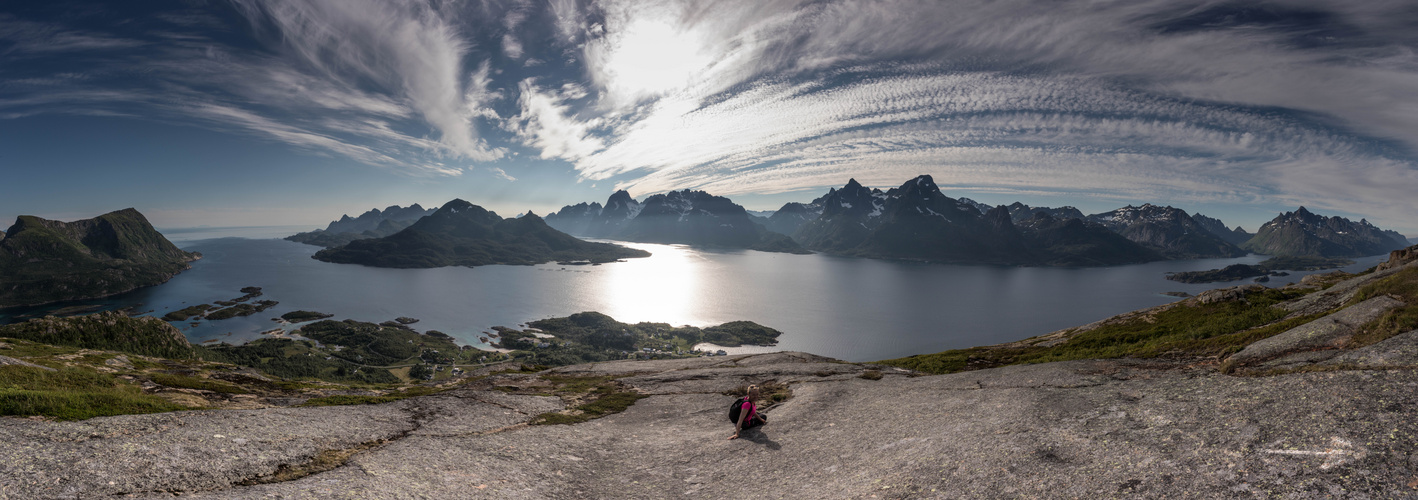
[
  {"left": 230, "top": 0, "right": 503, "bottom": 162},
  {"left": 491, "top": 167, "right": 517, "bottom": 181},
  {"left": 517, "top": 0, "right": 1418, "bottom": 231},
  {"left": 510, "top": 79, "right": 605, "bottom": 161},
  {"left": 4, "top": 0, "right": 1418, "bottom": 231}
]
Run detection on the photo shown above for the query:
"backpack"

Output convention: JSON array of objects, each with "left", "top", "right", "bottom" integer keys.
[{"left": 727, "top": 397, "right": 750, "bottom": 423}]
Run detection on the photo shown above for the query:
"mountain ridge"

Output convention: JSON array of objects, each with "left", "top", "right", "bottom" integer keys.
[
  {"left": 1242, "top": 206, "right": 1409, "bottom": 257},
  {"left": 311, "top": 199, "right": 649, "bottom": 268},
  {"left": 0, "top": 208, "right": 198, "bottom": 307}
]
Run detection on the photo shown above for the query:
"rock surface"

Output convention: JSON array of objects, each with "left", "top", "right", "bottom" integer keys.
[
  {"left": 1227, "top": 295, "right": 1406, "bottom": 366},
  {"left": 0, "top": 354, "right": 54, "bottom": 371},
  {"left": 4, "top": 351, "right": 1418, "bottom": 498},
  {"left": 1377, "top": 244, "right": 1418, "bottom": 272}
]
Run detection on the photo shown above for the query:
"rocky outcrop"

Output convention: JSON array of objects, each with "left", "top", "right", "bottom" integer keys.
[
  {"left": 1194, "top": 284, "right": 1266, "bottom": 304},
  {"left": 1377, "top": 244, "right": 1418, "bottom": 272},
  {"left": 4, "top": 351, "right": 1418, "bottom": 498},
  {"left": 1226, "top": 295, "right": 1406, "bottom": 367},
  {"left": 0, "top": 353, "right": 55, "bottom": 371}
]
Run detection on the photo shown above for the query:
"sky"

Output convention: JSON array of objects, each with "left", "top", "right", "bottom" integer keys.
[{"left": 1, "top": 0, "right": 1417, "bottom": 236}]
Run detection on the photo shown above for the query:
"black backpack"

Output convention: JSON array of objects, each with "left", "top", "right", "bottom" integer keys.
[{"left": 727, "top": 397, "right": 750, "bottom": 423}]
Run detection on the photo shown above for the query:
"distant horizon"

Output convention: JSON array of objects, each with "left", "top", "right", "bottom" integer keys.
[
  {"left": 4, "top": 1, "right": 1417, "bottom": 235},
  {"left": 8, "top": 182, "right": 1406, "bottom": 240},
  {"left": 4, "top": 180, "right": 1417, "bottom": 240}
]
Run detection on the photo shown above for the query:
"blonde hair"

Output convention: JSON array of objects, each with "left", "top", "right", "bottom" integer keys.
[{"left": 747, "top": 385, "right": 759, "bottom": 397}]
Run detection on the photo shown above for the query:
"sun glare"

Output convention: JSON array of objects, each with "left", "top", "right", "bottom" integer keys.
[
  {"left": 596, "top": 242, "right": 704, "bottom": 326},
  {"left": 598, "top": 17, "right": 712, "bottom": 103}
]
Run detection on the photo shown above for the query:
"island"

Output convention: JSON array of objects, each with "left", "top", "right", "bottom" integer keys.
[{"left": 1166, "top": 256, "right": 1356, "bottom": 284}]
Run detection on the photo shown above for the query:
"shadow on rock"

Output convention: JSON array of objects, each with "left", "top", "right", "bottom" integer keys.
[{"left": 742, "top": 429, "right": 781, "bottom": 450}]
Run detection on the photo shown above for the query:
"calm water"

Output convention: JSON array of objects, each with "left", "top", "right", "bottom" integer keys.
[{"left": 0, "top": 228, "right": 1388, "bottom": 362}]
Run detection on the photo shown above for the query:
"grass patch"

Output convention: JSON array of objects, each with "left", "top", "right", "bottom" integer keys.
[
  {"left": 530, "top": 390, "right": 647, "bottom": 425},
  {"left": 1349, "top": 266, "right": 1418, "bottom": 347},
  {"left": 860, "top": 370, "right": 883, "bottom": 380},
  {"left": 0, "top": 366, "right": 185, "bottom": 420},
  {"left": 529, "top": 375, "right": 647, "bottom": 425},
  {"left": 148, "top": 373, "right": 251, "bottom": 394},
  {"left": 880, "top": 287, "right": 1308, "bottom": 375},
  {"left": 725, "top": 381, "right": 793, "bottom": 405}
]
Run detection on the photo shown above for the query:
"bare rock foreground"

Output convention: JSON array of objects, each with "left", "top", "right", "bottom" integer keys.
[{"left": 2, "top": 345, "right": 1417, "bottom": 498}]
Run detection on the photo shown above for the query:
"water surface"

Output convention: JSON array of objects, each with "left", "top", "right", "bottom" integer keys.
[{"left": 0, "top": 229, "right": 1387, "bottom": 362}]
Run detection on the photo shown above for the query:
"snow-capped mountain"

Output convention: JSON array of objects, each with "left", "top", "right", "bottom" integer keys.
[
  {"left": 1085, "top": 204, "right": 1247, "bottom": 259},
  {"left": 1242, "top": 207, "right": 1409, "bottom": 257}
]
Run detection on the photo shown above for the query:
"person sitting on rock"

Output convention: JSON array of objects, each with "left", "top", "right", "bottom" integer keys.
[{"left": 729, "top": 384, "right": 767, "bottom": 440}]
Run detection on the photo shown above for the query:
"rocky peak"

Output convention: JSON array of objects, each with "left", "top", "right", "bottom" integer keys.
[
  {"left": 887, "top": 175, "right": 944, "bottom": 201},
  {"left": 983, "top": 205, "right": 1015, "bottom": 231}
]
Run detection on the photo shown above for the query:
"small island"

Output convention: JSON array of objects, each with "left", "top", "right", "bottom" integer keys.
[
  {"left": 279, "top": 310, "right": 335, "bottom": 323},
  {"left": 488, "top": 312, "right": 781, "bottom": 366},
  {"left": 160, "top": 287, "right": 279, "bottom": 322},
  {"left": 1166, "top": 256, "right": 1354, "bottom": 284}
]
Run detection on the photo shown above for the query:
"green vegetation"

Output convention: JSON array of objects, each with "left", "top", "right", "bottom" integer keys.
[
  {"left": 147, "top": 372, "right": 250, "bottom": 394},
  {"left": 879, "top": 287, "right": 1307, "bottom": 374},
  {"left": 201, "top": 338, "right": 401, "bottom": 384},
  {"left": 206, "top": 300, "right": 278, "bottom": 320},
  {"left": 0, "top": 312, "right": 198, "bottom": 359},
  {"left": 163, "top": 304, "right": 213, "bottom": 321},
  {"left": 530, "top": 375, "right": 647, "bottom": 425},
  {"left": 1166, "top": 264, "right": 1267, "bottom": 284},
  {"left": 1167, "top": 256, "right": 1358, "bottom": 284},
  {"left": 491, "top": 312, "right": 781, "bottom": 367},
  {"left": 312, "top": 199, "right": 649, "bottom": 268},
  {"left": 725, "top": 381, "right": 793, "bottom": 404},
  {"left": 1258, "top": 256, "right": 1354, "bottom": 271},
  {"left": 1348, "top": 266, "right": 1418, "bottom": 347},
  {"left": 281, "top": 310, "right": 335, "bottom": 322},
  {"left": 0, "top": 209, "right": 197, "bottom": 308},
  {"left": 0, "top": 365, "right": 186, "bottom": 420},
  {"left": 700, "top": 321, "right": 781, "bottom": 347},
  {"left": 298, "top": 320, "right": 465, "bottom": 366}
]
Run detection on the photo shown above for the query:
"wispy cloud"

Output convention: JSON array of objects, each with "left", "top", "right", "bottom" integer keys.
[
  {"left": 514, "top": 0, "right": 1418, "bottom": 230},
  {"left": 3, "top": 0, "right": 1418, "bottom": 230}
]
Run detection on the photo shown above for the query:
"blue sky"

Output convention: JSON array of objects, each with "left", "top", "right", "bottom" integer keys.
[{"left": 2, "top": 0, "right": 1416, "bottom": 235}]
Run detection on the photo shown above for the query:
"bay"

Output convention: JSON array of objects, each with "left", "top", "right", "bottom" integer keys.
[{"left": 0, "top": 229, "right": 1388, "bottom": 362}]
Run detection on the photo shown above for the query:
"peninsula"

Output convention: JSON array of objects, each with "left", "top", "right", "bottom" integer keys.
[
  {"left": 0, "top": 208, "right": 198, "bottom": 308},
  {"left": 311, "top": 199, "right": 649, "bottom": 268}
]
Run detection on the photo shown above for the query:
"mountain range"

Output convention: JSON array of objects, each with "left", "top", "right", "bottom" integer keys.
[
  {"left": 0, "top": 209, "right": 198, "bottom": 307},
  {"left": 1083, "top": 204, "right": 1248, "bottom": 259},
  {"left": 312, "top": 199, "right": 649, "bottom": 268},
  {"left": 790, "top": 176, "right": 1158, "bottom": 266},
  {"left": 546, "top": 190, "right": 805, "bottom": 253},
  {"left": 286, "top": 204, "right": 437, "bottom": 248},
  {"left": 544, "top": 175, "right": 1408, "bottom": 265},
  {"left": 1243, "top": 207, "right": 1409, "bottom": 258}
]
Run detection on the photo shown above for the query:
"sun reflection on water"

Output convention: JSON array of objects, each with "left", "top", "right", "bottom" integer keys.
[{"left": 594, "top": 242, "right": 706, "bottom": 326}]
